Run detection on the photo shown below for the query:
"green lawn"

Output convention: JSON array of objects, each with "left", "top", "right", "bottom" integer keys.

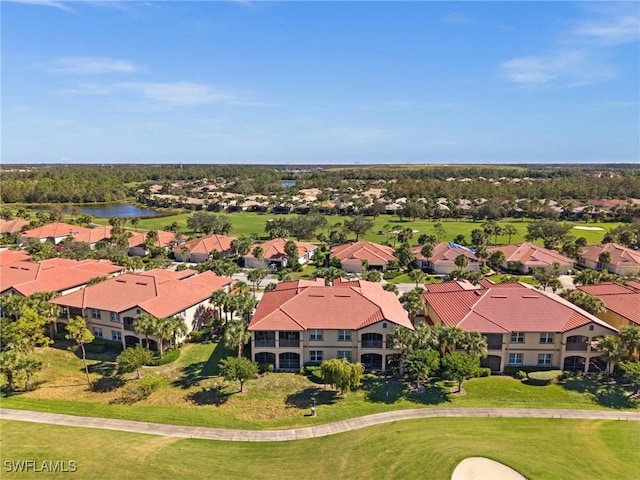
[
  {"left": 1, "top": 418, "right": 637, "bottom": 479},
  {"left": 88, "top": 211, "right": 620, "bottom": 246},
  {"left": 2, "top": 345, "right": 637, "bottom": 430}
]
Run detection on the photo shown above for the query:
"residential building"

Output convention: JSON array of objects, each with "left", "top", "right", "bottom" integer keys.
[
  {"left": 576, "top": 282, "right": 640, "bottom": 329},
  {"left": 173, "top": 234, "right": 236, "bottom": 262},
  {"left": 0, "top": 249, "right": 32, "bottom": 266},
  {"left": 487, "top": 242, "right": 575, "bottom": 274},
  {"left": 412, "top": 242, "right": 480, "bottom": 274},
  {"left": 330, "top": 241, "right": 396, "bottom": 273},
  {"left": 243, "top": 237, "right": 317, "bottom": 269},
  {"left": 421, "top": 282, "right": 617, "bottom": 373},
  {"left": 248, "top": 279, "right": 413, "bottom": 371},
  {"left": 126, "top": 230, "right": 177, "bottom": 257},
  {"left": 1, "top": 258, "right": 124, "bottom": 297},
  {"left": 0, "top": 218, "right": 30, "bottom": 235},
  {"left": 19, "top": 222, "right": 112, "bottom": 246},
  {"left": 52, "top": 269, "right": 233, "bottom": 350},
  {"left": 579, "top": 243, "right": 640, "bottom": 276}
]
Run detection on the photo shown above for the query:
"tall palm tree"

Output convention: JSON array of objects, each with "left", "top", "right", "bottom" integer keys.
[
  {"left": 167, "top": 316, "right": 188, "bottom": 349},
  {"left": 210, "top": 290, "right": 228, "bottom": 324},
  {"left": 408, "top": 269, "right": 426, "bottom": 287},
  {"left": 592, "top": 335, "right": 625, "bottom": 375},
  {"left": 153, "top": 317, "right": 174, "bottom": 358},
  {"left": 437, "top": 326, "right": 465, "bottom": 357},
  {"left": 133, "top": 313, "right": 157, "bottom": 350},
  {"left": 459, "top": 331, "right": 488, "bottom": 359},
  {"left": 388, "top": 326, "right": 417, "bottom": 376},
  {"left": 620, "top": 326, "right": 640, "bottom": 362},
  {"left": 224, "top": 319, "right": 252, "bottom": 357},
  {"left": 420, "top": 243, "right": 434, "bottom": 272}
]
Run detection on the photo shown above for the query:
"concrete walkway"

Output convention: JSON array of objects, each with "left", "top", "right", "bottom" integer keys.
[{"left": 1, "top": 407, "right": 638, "bottom": 442}]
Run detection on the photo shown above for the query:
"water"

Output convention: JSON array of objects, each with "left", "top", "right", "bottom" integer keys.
[
  {"left": 70, "top": 204, "right": 162, "bottom": 218},
  {"left": 281, "top": 180, "right": 296, "bottom": 187}
]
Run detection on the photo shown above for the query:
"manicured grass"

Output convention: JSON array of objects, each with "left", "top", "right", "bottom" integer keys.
[
  {"left": 89, "top": 212, "right": 621, "bottom": 245},
  {"left": 487, "top": 274, "right": 539, "bottom": 286},
  {"left": 1, "top": 418, "right": 638, "bottom": 479},
  {"left": 3, "top": 343, "right": 637, "bottom": 430}
]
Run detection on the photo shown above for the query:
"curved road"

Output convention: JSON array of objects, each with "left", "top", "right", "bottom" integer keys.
[{"left": 1, "top": 407, "right": 638, "bottom": 442}]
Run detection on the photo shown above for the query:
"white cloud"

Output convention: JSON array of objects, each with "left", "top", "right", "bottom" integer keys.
[
  {"left": 500, "top": 50, "right": 613, "bottom": 87},
  {"left": 574, "top": 15, "right": 640, "bottom": 45},
  {"left": 5, "top": 0, "right": 72, "bottom": 11},
  {"left": 46, "top": 56, "right": 140, "bottom": 75}
]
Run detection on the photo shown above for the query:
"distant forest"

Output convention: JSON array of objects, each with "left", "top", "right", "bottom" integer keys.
[{"left": 1, "top": 164, "right": 639, "bottom": 204}]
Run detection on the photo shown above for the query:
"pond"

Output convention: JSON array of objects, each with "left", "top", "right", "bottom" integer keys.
[
  {"left": 280, "top": 180, "right": 297, "bottom": 188},
  {"left": 70, "top": 204, "right": 162, "bottom": 218}
]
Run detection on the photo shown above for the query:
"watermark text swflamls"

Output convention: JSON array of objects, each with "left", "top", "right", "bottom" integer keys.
[{"left": 4, "top": 460, "right": 78, "bottom": 473}]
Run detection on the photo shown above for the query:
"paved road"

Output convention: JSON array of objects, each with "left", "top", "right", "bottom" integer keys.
[{"left": 1, "top": 407, "right": 638, "bottom": 443}]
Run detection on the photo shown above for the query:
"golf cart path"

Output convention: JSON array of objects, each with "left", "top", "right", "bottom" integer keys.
[{"left": 1, "top": 407, "right": 638, "bottom": 442}]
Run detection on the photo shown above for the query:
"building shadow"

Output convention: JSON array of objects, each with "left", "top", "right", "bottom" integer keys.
[{"left": 285, "top": 387, "right": 338, "bottom": 409}]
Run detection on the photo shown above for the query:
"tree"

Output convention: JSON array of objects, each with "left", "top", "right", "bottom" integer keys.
[
  {"left": 313, "top": 267, "right": 346, "bottom": 285},
  {"left": 210, "top": 290, "right": 229, "bottom": 325},
  {"left": 224, "top": 319, "right": 252, "bottom": 357},
  {"left": 361, "top": 269, "right": 382, "bottom": 282},
  {"left": 320, "top": 358, "right": 365, "bottom": 394},
  {"left": 218, "top": 356, "right": 258, "bottom": 393},
  {"left": 470, "top": 229, "right": 488, "bottom": 249},
  {"left": 0, "top": 350, "right": 41, "bottom": 392},
  {"left": 247, "top": 266, "right": 271, "bottom": 296},
  {"left": 408, "top": 269, "right": 426, "bottom": 287},
  {"left": 488, "top": 250, "right": 506, "bottom": 270},
  {"left": 153, "top": 317, "right": 174, "bottom": 357},
  {"left": 433, "top": 223, "right": 446, "bottom": 243},
  {"left": 459, "top": 331, "right": 488, "bottom": 359},
  {"left": 620, "top": 326, "right": 640, "bottom": 362},
  {"left": 230, "top": 235, "right": 252, "bottom": 257},
  {"left": 344, "top": 216, "right": 374, "bottom": 241},
  {"left": 117, "top": 345, "right": 153, "bottom": 379},
  {"left": 396, "top": 242, "right": 415, "bottom": 269},
  {"left": 454, "top": 254, "right": 469, "bottom": 271},
  {"left": 130, "top": 217, "right": 141, "bottom": 232},
  {"left": 167, "top": 315, "right": 188, "bottom": 349},
  {"left": 252, "top": 245, "right": 264, "bottom": 262},
  {"left": 388, "top": 326, "right": 417, "bottom": 376},
  {"left": 591, "top": 335, "right": 625, "bottom": 375},
  {"left": 442, "top": 352, "right": 480, "bottom": 393},
  {"left": 133, "top": 313, "right": 157, "bottom": 350},
  {"left": 560, "top": 290, "right": 606, "bottom": 316},
  {"left": 503, "top": 225, "right": 518, "bottom": 244},
  {"left": 420, "top": 243, "right": 434, "bottom": 271},
  {"left": 598, "top": 251, "right": 612, "bottom": 270},
  {"left": 383, "top": 283, "right": 399, "bottom": 295},
  {"left": 399, "top": 289, "right": 424, "bottom": 320},
  {"left": 65, "top": 316, "right": 95, "bottom": 389},
  {"left": 618, "top": 361, "right": 640, "bottom": 395},
  {"left": 284, "top": 240, "right": 300, "bottom": 270},
  {"left": 405, "top": 349, "right": 440, "bottom": 387}
]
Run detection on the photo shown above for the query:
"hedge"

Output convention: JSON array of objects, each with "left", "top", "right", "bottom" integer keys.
[
  {"left": 526, "top": 370, "right": 563, "bottom": 386},
  {"left": 150, "top": 348, "right": 180, "bottom": 366},
  {"left": 504, "top": 365, "right": 561, "bottom": 376}
]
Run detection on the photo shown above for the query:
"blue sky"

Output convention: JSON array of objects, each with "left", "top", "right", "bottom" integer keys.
[{"left": 2, "top": 1, "right": 639, "bottom": 165}]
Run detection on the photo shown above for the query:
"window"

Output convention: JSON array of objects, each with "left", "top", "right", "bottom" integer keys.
[
  {"left": 110, "top": 312, "right": 119, "bottom": 323},
  {"left": 91, "top": 308, "right": 101, "bottom": 319},
  {"left": 589, "top": 325, "right": 594, "bottom": 331},
  {"left": 382, "top": 322, "right": 388, "bottom": 329},
  {"left": 337, "top": 351, "right": 352, "bottom": 362},
  {"left": 309, "top": 329, "right": 323, "bottom": 341},
  {"left": 310, "top": 350, "right": 323, "bottom": 362},
  {"left": 539, "top": 332, "right": 554, "bottom": 344},
  {"left": 136, "top": 309, "right": 141, "bottom": 314},
  {"left": 176, "top": 310, "right": 186, "bottom": 319},
  {"left": 538, "top": 353, "right": 552, "bottom": 365},
  {"left": 510, "top": 332, "right": 525, "bottom": 344},
  {"left": 338, "top": 330, "right": 351, "bottom": 341},
  {"left": 93, "top": 327, "right": 103, "bottom": 338},
  {"left": 111, "top": 330, "right": 122, "bottom": 342},
  {"left": 508, "top": 353, "right": 523, "bottom": 365}
]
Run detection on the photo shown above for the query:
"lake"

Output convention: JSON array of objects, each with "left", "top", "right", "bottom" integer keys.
[
  {"left": 71, "top": 204, "right": 163, "bottom": 218},
  {"left": 281, "top": 180, "right": 297, "bottom": 187}
]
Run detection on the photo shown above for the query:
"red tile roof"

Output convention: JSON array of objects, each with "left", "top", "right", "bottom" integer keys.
[
  {"left": 0, "top": 250, "right": 32, "bottom": 265},
  {"left": 487, "top": 242, "right": 575, "bottom": 269},
  {"left": 625, "top": 280, "right": 640, "bottom": 291},
  {"left": 577, "top": 283, "right": 640, "bottom": 326},
  {"left": 20, "top": 222, "right": 112, "bottom": 244},
  {"left": 52, "top": 270, "right": 232, "bottom": 318},
  {"left": 424, "top": 280, "right": 483, "bottom": 293},
  {"left": 580, "top": 243, "right": 640, "bottom": 267},
  {"left": 244, "top": 238, "right": 317, "bottom": 260},
  {"left": 330, "top": 241, "right": 396, "bottom": 266},
  {"left": 1, "top": 258, "right": 124, "bottom": 296},
  {"left": 413, "top": 242, "right": 480, "bottom": 267},
  {"left": 173, "top": 234, "right": 235, "bottom": 256},
  {"left": 423, "top": 283, "right": 616, "bottom": 334},
  {"left": 127, "top": 230, "right": 176, "bottom": 248},
  {"left": 0, "top": 218, "right": 30, "bottom": 234},
  {"left": 249, "top": 280, "right": 412, "bottom": 332}
]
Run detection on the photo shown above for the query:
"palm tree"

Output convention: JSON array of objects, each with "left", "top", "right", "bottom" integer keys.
[
  {"left": 454, "top": 254, "right": 469, "bottom": 271},
  {"left": 153, "top": 317, "right": 174, "bottom": 358},
  {"left": 388, "top": 326, "right": 417, "bottom": 375},
  {"left": 167, "top": 316, "right": 188, "bottom": 349},
  {"left": 503, "top": 225, "right": 518, "bottom": 244},
  {"left": 620, "top": 326, "right": 640, "bottom": 361},
  {"left": 133, "top": 313, "right": 157, "bottom": 350},
  {"left": 598, "top": 251, "right": 612, "bottom": 271},
  {"left": 408, "top": 269, "right": 426, "bottom": 287},
  {"left": 210, "top": 290, "right": 228, "bottom": 325},
  {"left": 436, "top": 325, "right": 465, "bottom": 357},
  {"left": 224, "top": 319, "right": 252, "bottom": 357},
  {"left": 591, "top": 335, "right": 625, "bottom": 375},
  {"left": 399, "top": 290, "right": 424, "bottom": 322},
  {"left": 420, "top": 243, "right": 434, "bottom": 271},
  {"left": 459, "top": 331, "right": 488, "bottom": 359}
]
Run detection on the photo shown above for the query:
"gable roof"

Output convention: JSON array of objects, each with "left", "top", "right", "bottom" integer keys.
[
  {"left": 127, "top": 230, "right": 176, "bottom": 249},
  {"left": 413, "top": 242, "right": 480, "bottom": 266},
  {"left": 52, "top": 270, "right": 232, "bottom": 318},
  {"left": 20, "top": 222, "right": 112, "bottom": 244},
  {"left": 1, "top": 258, "right": 124, "bottom": 296},
  {"left": 330, "top": 241, "right": 396, "bottom": 266},
  {"left": 487, "top": 242, "right": 575, "bottom": 268},
  {"left": 0, "top": 249, "right": 32, "bottom": 265},
  {"left": 577, "top": 282, "right": 640, "bottom": 326},
  {"left": 0, "top": 218, "right": 30, "bottom": 234},
  {"left": 173, "top": 234, "right": 235, "bottom": 256},
  {"left": 580, "top": 243, "right": 640, "bottom": 267},
  {"left": 249, "top": 280, "right": 412, "bottom": 332},
  {"left": 244, "top": 238, "right": 317, "bottom": 260},
  {"left": 423, "top": 282, "right": 617, "bottom": 334}
]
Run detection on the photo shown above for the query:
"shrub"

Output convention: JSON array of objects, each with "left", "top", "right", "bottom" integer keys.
[
  {"left": 119, "top": 374, "right": 164, "bottom": 404},
  {"left": 258, "top": 363, "right": 274, "bottom": 374},
  {"left": 526, "top": 370, "right": 563, "bottom": 386},
  {"left": 477, "top": 367, "right": 491, "bottom": 377},
  {"left": 504, "top": 365, "right": 559, "bottom": 376},
  {"left": 187, "top": 328, "right": 212, "bottom": 343},
  {"left": 151, "top": 348, "right": 180, "bottom": 366},
  {"left": 301, "top": 362, "right": 322, "bottom": 375},
  {"left": 86, "top": 338, "right": 123, "bottom": 353},
  {"left": 515, "top": 370, "right": 527, "bottom": 380}
]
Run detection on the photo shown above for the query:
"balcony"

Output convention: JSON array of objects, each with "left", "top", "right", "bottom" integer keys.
[
  {"left": 565, "top": 343, "right": 588, "bottom": 351},
  {"left": 361, "top": 340, "right": 383, "bottom": 349},
  {"left": 566, "top": 335, "right": 588, "bottom": 351},
  {"left": 279, "top": 340, "right": 300, "bottom": 348},
  {"left": 255, "top": 339, "right": 276, "bottom": 348}
]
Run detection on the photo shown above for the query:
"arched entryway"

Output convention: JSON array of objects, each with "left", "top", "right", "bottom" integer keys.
[
  {"left": 563, "top": 356, "right": 586, "bottom": 371},
  {"left": 481, "top": 355, "right": 502, "bottom": 373},
  {"left": 361, "top": 333, "right": 383, "bottom": 349},
  {"left": 125, "top": 335, "right": 140, "bottom": 348},
  {"left": 361, "top": 353, "right": 383, "bottom": 371},
  {"left": 255, "top": 352, "right": 276, "bottom": 366},
  {"left": 278, "top": 352, "right": 300, "bottom": 370}
]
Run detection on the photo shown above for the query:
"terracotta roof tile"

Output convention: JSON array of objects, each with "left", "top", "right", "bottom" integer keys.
[
  {"left": 0, "top": 219, "right": 29, "bottom": 234},
  {"left": 0, "top": 250, "right": 32, "bottom": 265},
  {"left": 577, "top": 283, "right": 640, "bottom": 325},
  {"left": 330, "top": 241, "right": 396, "bottom": 266},
  {"left": 487, "top": 242, "right": 574, "bottom": 268},
  {"left": 173, "top": 234, "right": 236, "bottom": 256},
  {"left": 244, "top": 238, "right": 317, "bottom": 260},
  {"left": 413, "top": 242, "right": 480, "bottom": 267},
  {"left": 580, "top": 243, "right": 640, "bottom": 267},
  {"left": 127, "top": 230, "right": 176, "bottom": 248}
]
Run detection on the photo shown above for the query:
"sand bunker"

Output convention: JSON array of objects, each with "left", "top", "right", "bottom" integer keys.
[
  {"left": 573, "top": 226, "right": 605, "bottom": 231},
  {"left": 452, "top": 457, "right": 527, "bottom": 480}
]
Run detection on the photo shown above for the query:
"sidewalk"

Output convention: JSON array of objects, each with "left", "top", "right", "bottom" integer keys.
[{"left": 1, "top": 407, "right": 638, "bottom": 442}]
